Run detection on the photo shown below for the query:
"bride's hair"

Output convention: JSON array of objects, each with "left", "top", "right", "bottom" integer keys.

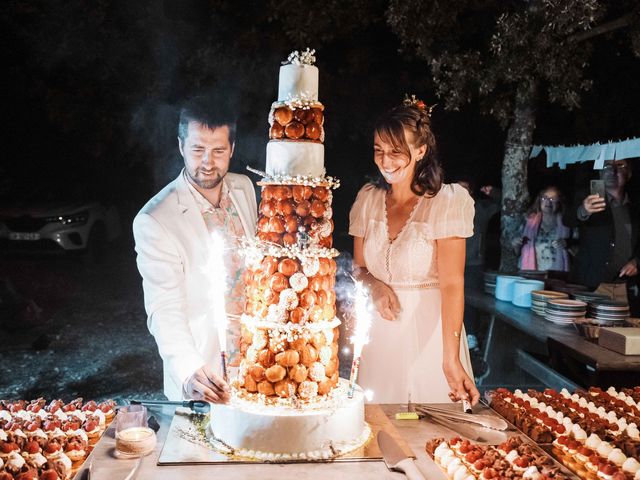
[{"left": 373, "top": 104, "right": 443, "bottom": 197}]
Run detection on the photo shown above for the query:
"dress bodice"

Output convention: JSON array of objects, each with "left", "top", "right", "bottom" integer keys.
[{"left": 349, "top": 183, "right": 474, "bottom": 289}]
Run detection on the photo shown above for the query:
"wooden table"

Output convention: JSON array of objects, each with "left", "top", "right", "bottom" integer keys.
[
  {"left": 465, "top": 289, "right": 640, "bottom": 388},
  {"left": 74, "top": 403, "right": 488, "bottom": 480}
]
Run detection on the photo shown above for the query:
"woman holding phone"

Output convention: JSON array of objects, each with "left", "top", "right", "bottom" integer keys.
[{"left": 513, "top": 186, "right": 572, "bottom": 272}]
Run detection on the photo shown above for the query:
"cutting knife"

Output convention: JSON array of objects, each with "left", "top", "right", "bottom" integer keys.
[
  {"left": 377, "top": 431, "right": 426, "bottom": 480},
  {"left": 128, "top": 399, "right": 210, "bottom": 414}
]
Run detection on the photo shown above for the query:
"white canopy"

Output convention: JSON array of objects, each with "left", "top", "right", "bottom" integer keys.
[{"left": 530, "top": 137, "right": 640, "bottom": 169}]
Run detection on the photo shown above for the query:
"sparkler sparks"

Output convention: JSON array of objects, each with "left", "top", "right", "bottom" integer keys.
[
  {"left": 348, "top": 281, "right": 373, "bottom": 398},
  {"left": 206, "top": 232, "right": 229, "bottom": 381}
]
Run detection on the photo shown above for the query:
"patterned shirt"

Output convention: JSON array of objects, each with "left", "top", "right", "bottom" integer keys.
[
  {"left": 185, "top": 173, "right": 245, "bottom": 366},
  {"left": 534, "top": 222, "right": 560, "bottom": 271}
]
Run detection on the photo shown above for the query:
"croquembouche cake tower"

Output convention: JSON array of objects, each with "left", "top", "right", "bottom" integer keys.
[{"left": 209, "top": 49, "right": 369, "bottom": 461}]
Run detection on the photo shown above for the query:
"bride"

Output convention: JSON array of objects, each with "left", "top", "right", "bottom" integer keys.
[{"left": 349, "top": 97, "right": 480, "bottom": 404}]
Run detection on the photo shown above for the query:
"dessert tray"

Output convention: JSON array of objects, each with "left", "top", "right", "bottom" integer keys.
[
  {"left": 487, "top": 387, "right": 640, "bottom": 480},
  {"left": 426, "top": 434, "right": 576, "bottom": 480},
  {"left": 0, "top": 397, "right": 116, "bottom": 480},
  {"left": 157, "top": 404, "right": 412, "bottom": 465}
]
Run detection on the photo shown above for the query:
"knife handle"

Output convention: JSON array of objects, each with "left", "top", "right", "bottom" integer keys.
[{"left": 396, "top": 458, "right": 426, "bottom": 480}]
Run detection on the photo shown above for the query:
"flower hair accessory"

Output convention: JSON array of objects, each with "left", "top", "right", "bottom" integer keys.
[{"left": 402, "top": 94, "right": 436, "bottom": 116}]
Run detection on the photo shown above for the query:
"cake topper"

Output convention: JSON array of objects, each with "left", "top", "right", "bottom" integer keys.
[
  {"left": 402, "top": 94, "right": 436, "bottom": 117},
  {"left": 284, "top": 48, "right": 317, "bottom": 66}
]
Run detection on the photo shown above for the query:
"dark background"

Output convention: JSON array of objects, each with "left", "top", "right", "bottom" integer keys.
[
  {"left": 3, "top": 0, "right": 639, "bottom": 250},
  {"left": 1, "top": 0, "right": 639, "bottom": 401}
]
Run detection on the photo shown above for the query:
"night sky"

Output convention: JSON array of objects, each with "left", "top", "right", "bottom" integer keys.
[{"left": 3, "top": 0, "right": 639, "bottom": 249}]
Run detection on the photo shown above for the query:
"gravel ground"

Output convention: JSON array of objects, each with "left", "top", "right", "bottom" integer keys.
[{"left": 0, "top": 242, "right": 164, "bottom": 403}]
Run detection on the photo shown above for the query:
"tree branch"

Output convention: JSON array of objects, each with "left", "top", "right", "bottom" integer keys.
[{"left": 569, "top": 11, "right": 636, "bottom": 44}]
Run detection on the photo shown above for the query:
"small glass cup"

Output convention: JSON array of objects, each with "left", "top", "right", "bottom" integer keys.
[{"left": 115, "top": 405, "right": 156, "bottom": 457}]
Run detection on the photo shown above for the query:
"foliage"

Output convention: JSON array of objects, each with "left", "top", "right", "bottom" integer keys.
[{"left": 386, "top": 0, "right": 638, "bottom": 128}]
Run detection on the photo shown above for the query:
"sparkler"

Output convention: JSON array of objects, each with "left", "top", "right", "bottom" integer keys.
[
  {"left": 348, "top": 281, "right": 373, "bottom": 398},
  {"left": 206, "top": 232, "right": 229, "bottom": 382}
]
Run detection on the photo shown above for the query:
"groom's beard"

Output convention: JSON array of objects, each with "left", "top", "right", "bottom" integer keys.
[{"left": 190, "top": 168, "right": 226, "bottom": 189}]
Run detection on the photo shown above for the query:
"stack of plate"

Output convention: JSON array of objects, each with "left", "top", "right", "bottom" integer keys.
[
  {"left": 484, "top": 271, "right": 498, "bottom": 295},
  {"left": 531, "top": 290, "right": 569, "bottom": 316},
  {"left": 572, "top": 291, "right": 611, "bottom": 303},
  {"left": 587, "top": 300, "right": 630, "bottom": 325},
  {"left": 545, "top": 299, "right": 587, "bottom": 325}
]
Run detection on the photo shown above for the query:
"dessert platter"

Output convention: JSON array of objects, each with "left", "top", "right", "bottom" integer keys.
[
  {"left": 426, "top": 435, "right": 573, "bottom": 480},
  {"left": 0, "top": 397, "right": 115, "bottom": 480},
  {"left": 489, "top": 387, "right": 640, "bottom": 479}
]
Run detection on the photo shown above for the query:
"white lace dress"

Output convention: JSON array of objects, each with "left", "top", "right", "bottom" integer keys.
[{"left": 349, "top": 183, "right": 475, "bottom": 403}]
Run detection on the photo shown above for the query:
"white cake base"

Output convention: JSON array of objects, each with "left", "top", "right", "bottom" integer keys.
[
  {"left": 266, "top": 141, "right": 325, "bottom": 178},
  {"left": 209, "top": 379, "right": 369, "bottom": 461}
]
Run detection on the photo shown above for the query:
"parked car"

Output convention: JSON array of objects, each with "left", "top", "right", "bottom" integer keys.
[{"left": 0, "top": 201, "right": 121, "bottom": 259}]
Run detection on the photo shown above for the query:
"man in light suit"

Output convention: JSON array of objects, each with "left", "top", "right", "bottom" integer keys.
[{"left": 133, "top": 97, "right": 257, "bottom": 402}]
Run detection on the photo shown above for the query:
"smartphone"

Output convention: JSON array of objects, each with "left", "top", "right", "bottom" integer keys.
[{"left": 590, "top": 179, "right": 605, "bottom": 199}]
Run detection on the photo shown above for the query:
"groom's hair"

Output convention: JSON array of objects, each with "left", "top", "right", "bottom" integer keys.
[{"left": 178, "top": 95, "right": 237, "bottom": 144}]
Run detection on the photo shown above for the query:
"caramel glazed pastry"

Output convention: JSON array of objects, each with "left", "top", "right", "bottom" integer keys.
[
  {"left": 237, "top": 49, "right": 341, "bottom": 405},
  {"left": 490, "top": 387, "right": 640, "bottom": 480},
  {"left": 0, "top": 398, "right": 115, "bottom": 480}
]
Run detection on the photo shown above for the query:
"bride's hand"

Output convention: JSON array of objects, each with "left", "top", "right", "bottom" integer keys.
[
  {"left": 443, "top": 359, "right": 480, "bottom": 405},
  {"left": 370, "top": 280, "right": 401, "bottom": 321}
]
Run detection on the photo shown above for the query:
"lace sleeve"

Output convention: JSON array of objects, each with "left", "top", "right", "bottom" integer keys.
[{"left": 427, "top": 184, "right": 475, "bottom": 239}]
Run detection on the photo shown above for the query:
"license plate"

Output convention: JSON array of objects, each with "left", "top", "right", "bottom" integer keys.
[{"left": 9, "top": 232, "right": 41, "bottom": 241}]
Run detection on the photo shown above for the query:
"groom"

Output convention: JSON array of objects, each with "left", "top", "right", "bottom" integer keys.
[{"left": 133, "top": 96, "right": 257, "bottom": 402}]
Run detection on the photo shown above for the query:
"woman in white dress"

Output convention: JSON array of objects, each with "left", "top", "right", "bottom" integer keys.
[{"left": 349, "top": 98, "right": 480, "bottom": 404}]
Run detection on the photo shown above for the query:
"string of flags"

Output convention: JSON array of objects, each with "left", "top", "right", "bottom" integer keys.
[{"left": 530, "top": 137, "right": 640, "bottom": 170}]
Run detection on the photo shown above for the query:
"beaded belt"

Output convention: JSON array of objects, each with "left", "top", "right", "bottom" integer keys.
[{"left": 391, "top": 281, "right": 440, "bottom": 290}]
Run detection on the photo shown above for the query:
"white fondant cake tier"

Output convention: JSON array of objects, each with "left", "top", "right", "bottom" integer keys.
[
  {"left": 278, "top": 64, "right": 319, "bottom": 102},
  {"left": 209, "top": 379, "right": 368, "bottom": 459},
  {"left": 266, "top": 141, "right": 325, "bottom": 177}
]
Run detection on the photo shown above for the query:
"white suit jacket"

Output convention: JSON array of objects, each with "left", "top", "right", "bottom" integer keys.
[{"left": 133, "top": 170, "right": 257, "bottom": 400}]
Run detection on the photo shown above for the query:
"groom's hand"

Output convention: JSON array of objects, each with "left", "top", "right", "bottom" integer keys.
[{"left": 184, "top": 365, "right": 230, "bottom": 404}]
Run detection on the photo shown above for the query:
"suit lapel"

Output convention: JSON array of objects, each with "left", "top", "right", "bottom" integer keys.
[{"left": 175, "top": 170, "right": 211, "bottom": 250}]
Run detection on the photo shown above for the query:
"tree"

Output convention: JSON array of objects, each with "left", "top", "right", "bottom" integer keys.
[{"left": 386, "top": 0, "right": 639, "bottom": 270}]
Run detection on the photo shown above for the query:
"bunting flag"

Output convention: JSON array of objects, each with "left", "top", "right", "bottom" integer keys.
[{"left": 530, "top": 137, "right": 640, "bottom": 169}]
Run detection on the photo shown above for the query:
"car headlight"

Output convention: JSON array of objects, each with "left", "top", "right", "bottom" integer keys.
[{"left": 44, "top": 211, "right": 89, "bottom": 226}]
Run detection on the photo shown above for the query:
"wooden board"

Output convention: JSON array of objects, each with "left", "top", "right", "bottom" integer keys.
[{"left": 157, "top": 404, "right": 414, "bottom": 465}]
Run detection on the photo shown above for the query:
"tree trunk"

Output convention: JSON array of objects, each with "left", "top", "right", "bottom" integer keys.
[{"left": 499, "top": 81, "right": 537, "bottom": 272}]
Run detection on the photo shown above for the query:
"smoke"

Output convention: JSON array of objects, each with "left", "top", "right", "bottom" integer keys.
[{"left": 333, "top": 251, "right": 357, "bottom": 334}]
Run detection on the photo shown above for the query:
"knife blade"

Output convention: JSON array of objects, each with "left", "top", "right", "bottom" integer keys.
[
  {"left": 377, "top": 431, "right": 425, "bottom": 480},
  {"left": 128, "top": 399, "right": 210, "bottom": 414},
  {"left": 423, "top": 411, "right": 508, "bottom": 445}
]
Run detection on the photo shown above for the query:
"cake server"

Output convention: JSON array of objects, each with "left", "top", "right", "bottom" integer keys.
[
  {"left": 377, "top": 431, "right": 426, "bottom": 480},
  {"left": 421, "top": 411, "right": 508, "bottom": 445},
  {"left": 414, "top": 405, "right": 508, "bottom": 430}
]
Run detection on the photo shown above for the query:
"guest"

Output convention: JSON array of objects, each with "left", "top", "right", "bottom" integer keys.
[
  {"left": 564, "top": 159, "right": 639, "bottom": 308},
  {"left": 133, "top": 95, "right": 257, "bottom": 402},
  {"left": 457, "top": 179, "right": 500, "bottom": 378},
  {"left": 513, "top": 186, "right": 571, "bottom": 272},
  {"left": 457, "top": 179, "right": 501, "bottom": 289},
  {"left": 349, "top": 97, "right": 479, "bottom": 405}
]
